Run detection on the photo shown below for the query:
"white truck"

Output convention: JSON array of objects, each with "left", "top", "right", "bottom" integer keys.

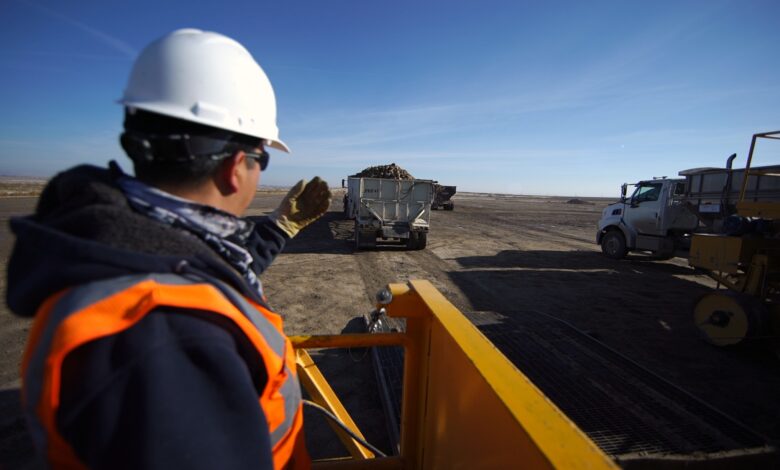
[
  {"left": 596, "top": 154, "right": 780, "bottom": 259},
  {"left": 596, "top": 177, "right": 698, "bottom": 259},
  {"left": 344, "top": 176, "right": 435, "bottom": 250}
]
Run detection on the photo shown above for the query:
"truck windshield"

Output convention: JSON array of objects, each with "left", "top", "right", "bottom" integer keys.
[{"left": 631, "top": 183, "right": 662, "bottom": 203}]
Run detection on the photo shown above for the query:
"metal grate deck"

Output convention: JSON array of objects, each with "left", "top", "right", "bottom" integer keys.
[{"left": 367, "top": 310, "right": 774, "bottom": 461}]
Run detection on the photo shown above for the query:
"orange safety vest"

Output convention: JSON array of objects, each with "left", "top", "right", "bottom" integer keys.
[{"left": 21, "top": 273, "right": 308, "bottom": 470}]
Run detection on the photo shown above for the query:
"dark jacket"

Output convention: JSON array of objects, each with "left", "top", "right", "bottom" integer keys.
[{"left": 7, "top": 164, "right": 289, "bottom": 469}]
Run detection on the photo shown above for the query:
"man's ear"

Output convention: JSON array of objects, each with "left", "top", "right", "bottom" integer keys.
[{"left": 216, "top": 151, "right": 246, "bottom": 195}]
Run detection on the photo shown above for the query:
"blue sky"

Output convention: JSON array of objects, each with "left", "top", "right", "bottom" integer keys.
[{"left": 0, "top": 0, "right": 778, "bottom": 196}]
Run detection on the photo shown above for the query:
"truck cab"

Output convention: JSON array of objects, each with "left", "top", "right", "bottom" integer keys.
[{"left": 597, "top": 178, "right": 698, "bottom": 259}]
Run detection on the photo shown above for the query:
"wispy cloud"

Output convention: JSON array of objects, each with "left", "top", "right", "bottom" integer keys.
[
  {"left": 0, "top": 50, "right": 132, "bottom": 62},
  {"left": 289, "top": 96, "right": 574, "bottom": 149},
  {"left": 265, "top": 64, "right": 334, "bottom": 74},
  {"left": 281, "top": 5, "right": 742, "bottom": 161},
  {"left": 19, "top": 0, "right": 136, "bottom": 59},
  {"left": 546, "top": 4, "right": 725, "bottom": 101},
  {"left": 274, "top": 143, "right": 597, "bottom": 171},
  {"left": 0, "top": 61, "right": 65, "bottom": 73},
  {"left": 276, "top": 5, "right": 739, "bottom": 158},
  {"left": 0, "top": 139, "right": 42, "bottom": 148},
  {"left": 598, "top": 128, "right": 743, "bottom": 145},
  {"left": 286, "top": 80, "right": 690, "bottom": 151}
]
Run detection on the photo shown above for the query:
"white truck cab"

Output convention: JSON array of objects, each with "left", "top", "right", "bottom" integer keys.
[{"left": 597, "top": 178, "right": 699, "bottom": 259}]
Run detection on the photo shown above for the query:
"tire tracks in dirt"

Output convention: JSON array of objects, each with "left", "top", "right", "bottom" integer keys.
[
  {"left": 474, "top": 213, "right": 595, "bottom": 248},
  {"left": 352, "top": 246, "right": 475, "bottom": 316},
  {"left": 345, "top": 205, "right": 603, "bottom": 323}
]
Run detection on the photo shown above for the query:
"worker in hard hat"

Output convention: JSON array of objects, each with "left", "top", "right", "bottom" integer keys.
[{"left": 7, "top": 29, "right": 329, "bottom": 469}]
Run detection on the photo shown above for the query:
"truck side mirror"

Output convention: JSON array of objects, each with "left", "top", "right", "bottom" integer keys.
[
  {"left": 620, "top": 183, "right": 627, "bottom": 200},
  {"left": 341, "top": 179, "right": 345, "bottom": 189}
]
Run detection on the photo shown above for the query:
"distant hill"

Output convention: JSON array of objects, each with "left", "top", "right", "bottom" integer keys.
[{"left": 0, "top": 176, "right": 47, "bottom": 197}]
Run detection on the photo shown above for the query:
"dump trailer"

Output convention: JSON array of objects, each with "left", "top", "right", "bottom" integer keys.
[
  {"left": 431, "top": 184, "right": 456, "bottom": 210},
  {"left": 687, "top": 130, "right": 780, "bottom": 347},
  {"left": 344, "top": 176, "right": 434, "bottom": 250},
  {"left": 291, "top": 280, "right": 618, "bottom": 469},
  {"left": 597, "top": 153, "right": 780, "bottom": 259}
]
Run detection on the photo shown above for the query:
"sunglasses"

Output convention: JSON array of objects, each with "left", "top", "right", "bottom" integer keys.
[
  {"left": 209, "top": 148, "right": 269, "bottom": 171},
  {"left": 243, "top": 149, "right": 270, "bottom": 171}
]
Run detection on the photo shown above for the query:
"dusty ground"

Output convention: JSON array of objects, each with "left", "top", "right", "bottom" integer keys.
[{"left": 1, "top": 183, "right": 779, "bottom": 467}]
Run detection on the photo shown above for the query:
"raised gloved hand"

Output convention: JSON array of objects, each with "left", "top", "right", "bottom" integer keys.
[{"left": 270, "top": 177, "right": 332, "bottom": 238}]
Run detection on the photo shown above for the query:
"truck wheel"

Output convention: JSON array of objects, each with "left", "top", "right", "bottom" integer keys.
[
  {"left": 354, "top": 222, "right": 361, "bottom": 251},
  {"left": 343, "top": 196, "right": 351, "bottom": 219},
  {"left": 444, "top": 202, "right": 454, "bottom": 211},
  {"left": 693, "top": 291, "right": 765, "bottom": 346},
  {"left": 601, "top": 231, "right": 627, "bottom": 259},
  {"left": 405, "top": 232, "right": 418, "bottom": 250},
  {"left": 416, "top": 232, "right": 428, "bottom": 250}
]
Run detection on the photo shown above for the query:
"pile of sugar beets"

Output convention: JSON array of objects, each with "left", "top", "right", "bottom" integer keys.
[{"left": 351, "top": 163, "right": 414, "bottom": 180}]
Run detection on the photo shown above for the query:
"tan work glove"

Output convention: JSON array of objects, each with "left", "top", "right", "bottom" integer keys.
[{"left": 270, "top": 177, "right": 332, "bottom": 238}]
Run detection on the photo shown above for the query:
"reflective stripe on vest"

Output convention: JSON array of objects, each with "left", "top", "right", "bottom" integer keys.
[{"left": 22, "top": 273, "right": 304, "bottom": 470}]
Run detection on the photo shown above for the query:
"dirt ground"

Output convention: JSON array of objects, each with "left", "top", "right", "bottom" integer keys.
[{"left": 2, "top": 187, "right": 780, "bottom": 467}]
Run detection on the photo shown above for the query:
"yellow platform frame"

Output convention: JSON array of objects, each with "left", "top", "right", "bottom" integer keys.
[
  {"left": 291, "top": 280, "right": 617, "bottom": 469},
  {"left": 736, "top": 130, "right": 780, "bottom": 218}
]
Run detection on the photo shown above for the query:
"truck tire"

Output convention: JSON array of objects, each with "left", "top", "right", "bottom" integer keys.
[
  {"left": 444, "top": 202, "right": 454, "bottom": 211},
  {"left": 693, "top": 291, "right": 765, "bottom": 346},
  {"left": 343, "top": 195, "right": 351, "bottom": 219},
  {"left": 354, "top": 221, "right": 361, "bottom": 251},
  {"left": 601, "top": 231, "right": 627, "bottom": 259},
  {"left": 405, "top": 232, "right": 418, "bottom": 250},
  {"left": 416, "top": 232, "right": 428, "bottom": 249}
]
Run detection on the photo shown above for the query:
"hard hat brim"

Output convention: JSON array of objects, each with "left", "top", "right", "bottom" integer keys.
[
  {"left": 266, "top": 138, "right": 290, "bottom": 153},
  {"left": 120, "top": 101, "right": 291, "bottom": 153}
]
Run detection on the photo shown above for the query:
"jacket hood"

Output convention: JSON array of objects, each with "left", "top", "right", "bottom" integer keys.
[{"left": 7, "top": 164, "right": 258, "bottom": 317}]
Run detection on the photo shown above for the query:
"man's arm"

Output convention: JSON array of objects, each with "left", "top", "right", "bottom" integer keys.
[{"left": 246, "top": 215, "right": 289, "bottom": 275}]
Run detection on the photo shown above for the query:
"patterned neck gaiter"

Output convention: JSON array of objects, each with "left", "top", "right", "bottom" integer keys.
[{"left": 117, "top": 176, "right": 264, "bottom": 297}]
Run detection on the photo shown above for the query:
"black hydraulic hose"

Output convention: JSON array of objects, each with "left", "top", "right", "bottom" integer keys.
[{"left": 302, "top": 399, "right": 388, "bottom": 458}]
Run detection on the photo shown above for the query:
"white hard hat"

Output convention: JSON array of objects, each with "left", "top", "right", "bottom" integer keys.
[{"left": 119, "top": 28, "right": 289, "bottom": 152}]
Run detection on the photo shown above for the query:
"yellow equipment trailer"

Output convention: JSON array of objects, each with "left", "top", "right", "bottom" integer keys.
[
  {"left": 291, "top": 280, "right": 618, "bottom": 469},
  {"left": 689, "top": 130, "right": 780, "bottom": 346}
]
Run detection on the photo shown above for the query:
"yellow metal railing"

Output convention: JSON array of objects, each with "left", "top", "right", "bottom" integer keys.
[
  {"left": 736, "top": 130, "right": 780, "bottom": 219},
  {"left": 291, "top": 280, "right": 617, "bottom": 469}
]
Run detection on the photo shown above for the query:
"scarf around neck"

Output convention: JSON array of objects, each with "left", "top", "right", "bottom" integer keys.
[{"left": 117, "top": 176, "right": 264, "bottom": 297}]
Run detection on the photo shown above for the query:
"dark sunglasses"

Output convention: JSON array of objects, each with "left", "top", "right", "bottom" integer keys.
[
  {"left": 209, "top": 148, "right": 269, "bottom": 171},
  {"left": 243, "top": 149, "right": 270, "bottom": 171}
]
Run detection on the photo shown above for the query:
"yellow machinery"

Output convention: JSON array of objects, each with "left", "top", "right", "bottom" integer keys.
[
  {"left": 689, "top": 130, "right": 780, "bottom": 346},
  {"left": 291, "top": 280, "right": 618, "bottom": 469}
]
